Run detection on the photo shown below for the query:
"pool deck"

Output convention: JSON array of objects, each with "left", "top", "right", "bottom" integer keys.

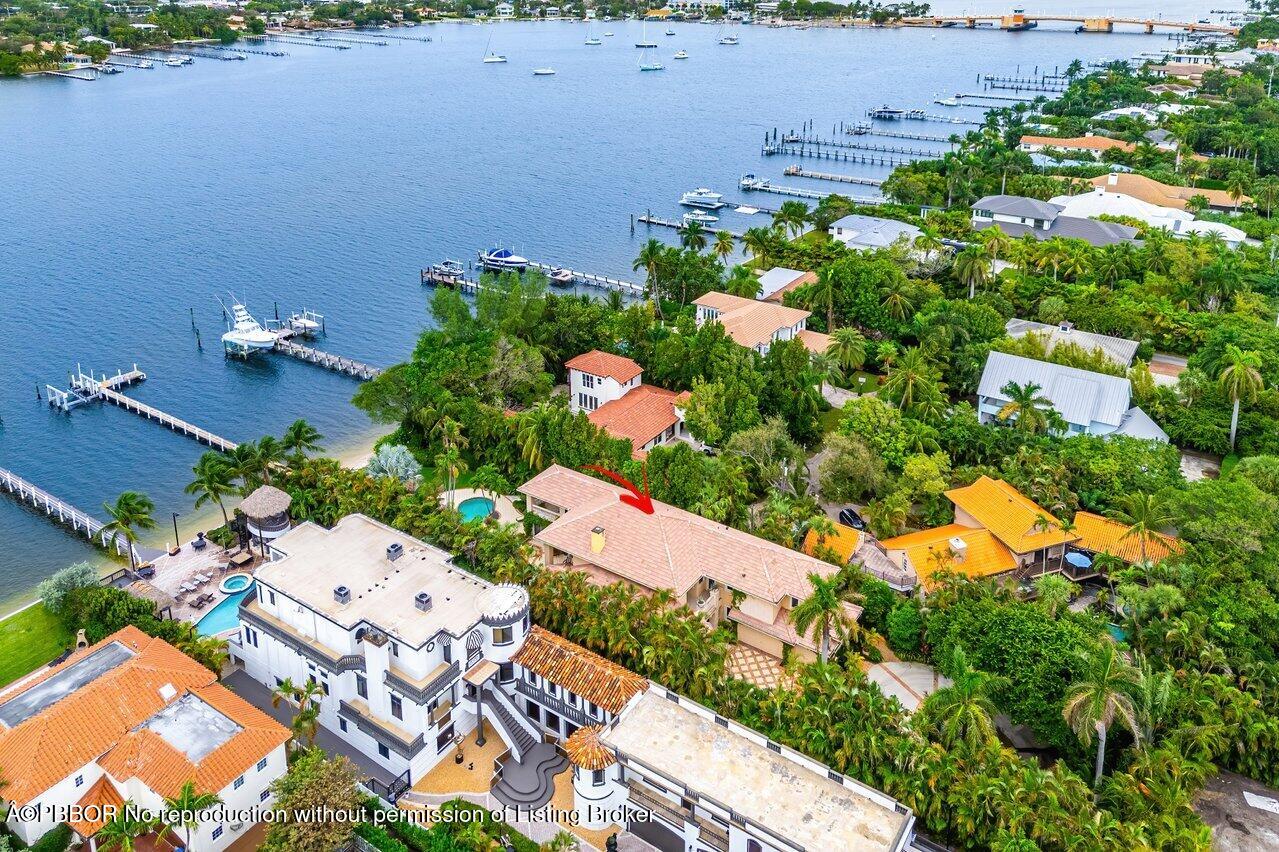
[
  {"left": 144, "top": 542, "right": 254, "bottom": 625},
  {"left": 441, "top": 488, "right": 522, "bottom": 524}
]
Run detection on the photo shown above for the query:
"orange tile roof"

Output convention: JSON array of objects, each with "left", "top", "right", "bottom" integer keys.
[
  {"left": 880, "top": 525, "right": 1017, "bottom": 590},
  {"left": 797, "top": 329, "right": 832, "bottom": 355},
  {"left": 511, "top": 627, "right": 646, "bottom": 714},
  {"left": 1084, "top": 172, "right": 1247, "bottom": 210},
  {"left": 521, "top": 465, "right": 842, "bottom": 604},
  {"left": 588, "top": 384, "right": 684, "bottom": 454},
  {"left": 565, "top": 350, "right": 643, "bottom": 383},
  {"left": 693, "top": 291, "right": 812, "bottom": 350},
  {"left": 68, "top": 775, "right": 125, "bottom": 837},
  {"left": 1071, "top": 511, "right": 1182, "bottom": 565},
  {"left": 762, "top": 269, "right": 818, "bottom": 303},
  {"left": 563, "top": 724, "right": 616, "bottom": 770},
  {"left": 0, "top": 626, "right": 289, "bottom": 804},
  {"left": 1020, "top": 134, "right": 1136, "bottom": 153},
  {"left": 945, "top": 476, "right": 1078, "bottom": 554},
  {"left": 802, "top": 523, "right": 863, "bottom": 564},
  {"left": 728, "top": 600, "right": 862, "bottom": 654}
]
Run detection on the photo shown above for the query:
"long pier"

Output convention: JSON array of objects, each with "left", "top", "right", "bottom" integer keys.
[
  {"left": 251, "top": 34, "right": 351, "bottom": 50},
  {"left": 272, "top": 338, "right": 382, "bottom": 380},
  {"left": 867, "top": 108, "right": 981, "bottom": 126},
  {"left": 896, "top": 13, "right": 1238, "bottom": 34},
  {"left": 315, "top": 34, "right": 389, "bottom": 46},
  {"left": 525, "top": 262, "right": 645, "bottom": 295},
  {"left": 783, "top": 166, "right": 883, "bottom": 187},
  {"left": 636, "top": 215, "right": 745, "bottom": 239},
  {"left": 0, "top": 466, "right": 139, "bottom": 560},
  {"left": 88, "top": 383, "right": 239, "bottom": 452},
  {"left": 762, "top": 144, "right": 917, "bottom": 167},
  {"left": 852, "top": 127, "right": 955, "bottom": 143},
  {"left": 953, "top": 91, "right": 1038, "bottom": 103},
  {"left": 778, "top": 135, "right": 948, "bottom": 156}
]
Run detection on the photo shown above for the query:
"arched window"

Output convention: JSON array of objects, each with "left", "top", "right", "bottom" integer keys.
[{"left": 745, "top": 840, "right": 763, "bottom": 852}]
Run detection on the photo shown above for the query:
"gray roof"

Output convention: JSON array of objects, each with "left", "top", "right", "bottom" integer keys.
[
  {"left": 972, "top": 194, "right": 1062, "bottom": 221},
  {"left": 1113, "top": 406, "right": 1169, "bottom": 443},
  {"left": 1144, "top": 128, "right": 1174, "bottom": 145},
  {"left": 979, "top": 351, "right": 1132, "bottom": 429},
  {"left": 828, "top": 214, "right": 922, "bottom": 249},
  {"left": 975, "top": 215, "right": 1138, "bottom": 248},
  {"left": 1005, "top": 319, "right": 1140, "bottom": 367}
]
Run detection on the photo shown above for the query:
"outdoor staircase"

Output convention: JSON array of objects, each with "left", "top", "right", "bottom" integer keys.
[
  {"left": 482, "top": 688, "right": 537, "bottom": 759},
  {"left": 492, "top": 742, "right": 568, "bottom": 809}
]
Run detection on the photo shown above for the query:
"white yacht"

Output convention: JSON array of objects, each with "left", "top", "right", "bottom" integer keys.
[
  {"left": 483, "top": 54, "right": 507, "bottom": 62},
  {"left": 680, "top": 188, "right": 723, "bottom": 208},
  {"left": 220, "top": 302, "right": 278, "bottom": 355},
  {"left": 585, "top": 36, "right": 602, "bottom": 44},
  {"left": 533, "top": 68, "right": 556, "bottom": 75},
  {"left": 674, "top": 50, "right": 688, "bottom": 59},
  {"left": 478, "top": 247, "right": 529, "bottom": 271},
  {"left": 603, "top": 31, "right": 615, "bottom": 36},
  {"left": 682, "top": 211, "right": 719, "bottom": 225},
  {"left": 164, "top": 57, "right": 185, "bottom": 67},
  {"left": 719, "top": 35, "right": 739, "bottom": 45}
]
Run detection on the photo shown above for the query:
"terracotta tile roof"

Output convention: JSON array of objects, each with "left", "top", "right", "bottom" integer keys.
[
  {"left": 0, "top": 626, "right": 289, "bottom": 804},
  {"left": 761, "top": 269, "right": 818, "bottom": 303},
  {"left": 728, "top": 600, "right": 861, "bottom": 654},
  {"left": 802, "top": 524, "right": 863, "bottom": 564},
  {"left": 521, "top": 466, "right": 841, "bottom": 604},
  {"left": 563, "top": 724, "right": 616, "bottom": 770},
  {"left": 880, "top": 525, "right": 1017, "bottom": 590},
  {"left": 1084, "top": 172, "right": 1247, "bottom": 210},
  {"left": 565, "top": 350, "right": 643, "bottom": 383},
  {"left": 587, "top": 384, "right": 684, "bottom": 454},
  {"left": 946, "top": 476, "right": 1078, "bottom": 554},
  {"left": 68, "top": 775, "right": 125, "bottom": 837},
  {"left": 1020, "top": 134, "right": 1135, "bottom": 153},
  {"left": 796, "top": 329, "right": 832, "bottom": 355},
  {"left": 1072, "top": 511, "right": 1182, "bottom": 565},
  {"left": 693, "top": 291, "right": 812, "bottom": 350},
  {"left": 511, "top": 626, "right": 645, "bottom": 714}
]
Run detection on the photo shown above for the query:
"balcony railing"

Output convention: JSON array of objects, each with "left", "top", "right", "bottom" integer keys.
[
  {"left": 240, "top": 601, "right": 365, "bottom": 672},
  {"left": 338, "top": 699, "right": 425, "bottom": 758},
  {"left": 514, "top": 678, "right": 590, "bottom": 727},
  {"left": 385, "top": 660, "right": 460, "bottom": 706}
]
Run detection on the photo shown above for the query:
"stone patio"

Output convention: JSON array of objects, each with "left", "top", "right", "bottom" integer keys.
[
  {"left": 144, "top": 541, "right": 248, "bottom": 623},
  {"left": 727, "top": 643, "right": 791, "bottom": 690},
  {"left": 863, "top": 662, "right": 951, "bottom": 713}
]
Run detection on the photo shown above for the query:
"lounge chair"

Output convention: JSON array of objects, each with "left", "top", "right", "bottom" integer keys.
[
  {"left": 190, "top": 597, "right": 207, "bottom": 610},
  {"left": 180, "top": 582, "right": 197, "bottom": 594}
]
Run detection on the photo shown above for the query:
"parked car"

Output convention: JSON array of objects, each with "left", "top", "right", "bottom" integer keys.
[{"left": 838, "top": 507, "right": 867, "bottom": 530}]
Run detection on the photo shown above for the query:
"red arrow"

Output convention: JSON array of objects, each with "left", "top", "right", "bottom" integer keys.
[{"left": 582, "top": 465, "right": 655, "bottom": 515}]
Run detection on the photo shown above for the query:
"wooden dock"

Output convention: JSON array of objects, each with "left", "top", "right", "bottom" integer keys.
[
  {"left": 273, "top": 338, "right": 382, "bottom": 380},
  {"left": 783, "top": 166, "right": 883, "bottom": 187},
  {"left": 526, "top": 262, "right": 645, "bottom": 295},
  {"left": 636, "top": 215, "right": 744, "bottom": 239},
  {"left": 0, "top": 466, "right": 138, "bottom": 560},
  {"left": 851, "top": 127, "right": 954, "bottom": 143},
  {"left": 762, "top": 144, "right": 917, "bottom": 168},
  {"left": 88, "top": 383, "right": 239, "bottom": 452},
  {"left": 740, "top": 177, "right": 882, "bottom": 206},
  {"left": 775, "top": 135, "right": 948, "bottom": 156},
  {"left": 46, "top": 365, "right": 145, "bottom": 411}
]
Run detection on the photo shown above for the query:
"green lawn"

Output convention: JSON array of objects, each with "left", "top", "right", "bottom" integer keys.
[{"left": 0, "top": 603, "right": 72, "bottom": 688}]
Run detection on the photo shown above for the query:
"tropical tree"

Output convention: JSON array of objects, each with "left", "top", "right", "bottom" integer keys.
[
  {"left": 1034, "top": 574, "right": 1076, "bottom": 618},
  {"left": 516, "top": 401, "right": 556, "bottom": 470},
  {"left": 827, "top": 327, "right": 867, "bottom": 374},
  {"left": 185, "top": 452, "right": 236, "bottom": 528},
  {"left": 281, "top": 418, "right": 324, "bottom": 461},
  {"left": 469, "top": 464, "right": 512, "bottom": 506},
  {"left": 1062, "top": 641, "right": 1142, "bottom": 788},
  {"left": 773, "top": 200, "right": 810, "bottom": 240},
  {"left": 800, "top": 266, "right": 838, "bottom": 331},
  {"left": 880, "top": 347, "right": 938, "bottom": 411},
  {"left": 742, "top": 226, "right": 775, "bottom": 267},
  {"left": 724, "top": 264, "right": 759, "bottom": 298},
  {"left": 435, "top": 445, "right": 467, "bottom": 506},
  {"left": 272, "top": 678, "right": 325, "bottom": 749},
  {"left": 918, "top": 646, "right": 1008, "bottom": 753},
  {"left": 253, "top": 436, "right": 287, "bottom": 485},
  {"left": 789, "top": 568, "right": 864, "bottom": 663},
  {"left": 102, "top": 491, "right": 157, "bottom": 570},
  {"left": 1216, "top": 344, "right": 1264, "bottom": 451},
  {"left": 1106, "top": 492, "right": 1174, "bottom": 570},
  {"left": 632, "top": 237, "right": 666, "bottom": 317},
  {"left": 995, "top": 381, "right": 1062, "bottom": 435},
  {"left": 954, "top": 246, "right": 990, "bottom": 300},
  {"left": 679, "top": 219, "right": 708, "bottom": 252},
  {"left": 1227, "top": 172, "right": 1251, "bottom": 211},
  {"left": 163, "top": 781, "right": 223, "bottom": 852},
  {"left": 809, "top": 352, "right": 843, "bottom": 389},
  {"left": 1253, "top": 175, "right": 1279, "bottom": 216},
  {"left": 712, "top": 230, "right": 735, "bottom": 264},
  {"left": 880, "top": 282, "right": 916, "bottom": 322},
  {"left": 96, "top": 801, "right": 164, "bottom": 852}
]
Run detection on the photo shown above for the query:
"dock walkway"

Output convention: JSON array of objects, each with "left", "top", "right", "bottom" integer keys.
[
  {"left": 783, "top": 166, "right": 883, "bottom": 187},
  {"left": 636, "top": 215, "right": 744, "bottom": 239},
  {"left": 0, "top": 466, "right": 138, "bottom": 560},
  {"left": 273, "top": 338, "right": 382, "bottom": 380},
  {"left": 762, "top": 143, "right": 917, "bottom": 167},
  {"left": 526, "top": 262, "right": 645, "bottom": 295}
]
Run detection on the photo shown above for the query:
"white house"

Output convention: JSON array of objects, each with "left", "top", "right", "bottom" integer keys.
[
  {"left": 978, "top": 351, "right": 1167, "bottom": 441},
  {"left": 1005, "top": 319, "right": 1139, "bottom": 367},
  {"left": 566, "top": 350, "right": 689, "bottom": 457},
  {"left": 0, "top": 626, "right": 289, "bottom": 852},
  {"left": 828, "top": 213, "right": 922, "bottom": 251},
  {"left": 544, "top": 5, "right": 560, "bottom": 18},
  {"left": 972, "top": 194, "right": 1139, "bottom": 248},
  {"left": 1048, "top": 184, "right": 1247, "bottom": 247},
  {"left": 565, "top": 349, "right": 643, "bottom": 415},
  {"left": 693, "top": 291, "right": 831, "bottom": 355},
  {"left": 494, "top": 1, "right": 514, "bottom": 17}
]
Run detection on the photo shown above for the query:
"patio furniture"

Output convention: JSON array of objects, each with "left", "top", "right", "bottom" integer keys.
[
  {"left": 229, "top": 551, "right": 254, "bottom": 570},
  {"left": 190, "top": 597, "right": 207, "bottom": 610},
  {"left": 137, "top": 566, "right": 155, "bottom": 579},
  {"left": 180, "top": 582, "right": 197, "bottom": 594},
  {"left": 193, "top": 532, "right": 207, "bottom": 551}
]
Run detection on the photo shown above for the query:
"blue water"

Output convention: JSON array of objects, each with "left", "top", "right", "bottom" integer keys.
[
  {"left": 197, "top": 584, "right": 255, "bottom": 635},
  {"left": 458, "top": 496, "right": 496, "bottom": 523},
  {"left": 0, "top": 15, "right": 1196, "bottom": 611},
  {"left": 222, "top": 573, "right": 252, "bottom": 592}
]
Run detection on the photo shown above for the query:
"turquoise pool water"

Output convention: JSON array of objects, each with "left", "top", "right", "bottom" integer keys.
[
  {"left": 1107, "top": 623, "right": 1129, "bottom": 643},
  {"left": 223, "top": 574, "right": 251, "bottom": 592},
  {"left": 458, "top": 497, "right": 495, "bottom": 523},
  {"left": 197, "top": 584, "right": 254, "bottom": 636}
]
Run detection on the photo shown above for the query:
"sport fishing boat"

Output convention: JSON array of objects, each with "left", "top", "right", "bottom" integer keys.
[
  {"left": 682, "top": 210, "right": 719, "bottom": 225},
  {"left": 680, "top": 188, "right": 723, "bottom": 208},
  {"left": 478, "top": 247, "right": 529, "bottom": 271},
  {"left": 220, "top": 301, "right": 278, "bottom": 355}
]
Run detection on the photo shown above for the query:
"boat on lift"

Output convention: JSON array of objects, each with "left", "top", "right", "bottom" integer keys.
[
  {"left": 682, "top": 210, "right": 719, "bottom": 225},
  {"left": 478, "top": 247, "right": 529, "bottom": 271},
  {"left": 548, "top": 267, "right": 574, "bottom": 287},
  {"left": 680, "top": 188, "right": 723, "bottom": 208},
  {"left": 220, "top": 301, "right": 279, "bottom": 356},
  {"left": 164, "top": 57, "right": 186, "bottom": 67}
]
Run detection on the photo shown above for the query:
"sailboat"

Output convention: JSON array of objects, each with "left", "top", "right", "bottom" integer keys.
[
  {"left": 635, "top": 19, "right": 657, "bottom": 48},
  {"left": 584, "top": 20, "right": 601, "bottom": 45},
  {"left": 482, "top": 30, "right": 506, "bottom": 63}
]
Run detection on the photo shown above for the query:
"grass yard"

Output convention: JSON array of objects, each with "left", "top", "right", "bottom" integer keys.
[{"left": 0, "top": 602, "right": 72, "bottom": 688}]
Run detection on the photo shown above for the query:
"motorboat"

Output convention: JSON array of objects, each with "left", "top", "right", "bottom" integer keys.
[
  {"left": 483, "top": 53, "right": 507, "bottom": 63},
  {"left": 680, "top": 188, "right": 723, "bottom": 208},
  {"left": 533, "top": 68, "right": 556, "bottom": 75},
  {"left": 603, "top": 31, "right": 615, "bottom": 37},
  {"left": 935, "top": 96, "right": 960, "bottom": 106},
  {"left": 548, "top": 267, "right": 574, "bottom": 287},
  {"left": 220, "top": 302, "right": 278, "bottom": 355},
  {"left": 635, "top": 40, "right": 658, "bottom": 48},
  {"left": 286, "top": 309, "right": 324, "bottom": 337},
  {"left": 478, "top": 247, "right": 529, "bottom": 271},
  {"left": 164, "top": 58, "right": 185, "bottom": 67},
  {"left": 585, "top": 36, "right": 602, "bottom": 44},
  {"left": 639, "top": 60, "right": 664, "bottom": 71},
  {"left": 431, "top": 259, "right": 465, "bottom": 277},
  {"left": 674, "top": 50, "right": 688, "bottom": 59},
  {"left": 665, "top": 28, "right": 675, "bottom": 35},
  {"left": 718, "top": 35, "right": 739, "bottom": 44},
  {"left": 682, "top": 211, "right": 719, "bottom": 225}
]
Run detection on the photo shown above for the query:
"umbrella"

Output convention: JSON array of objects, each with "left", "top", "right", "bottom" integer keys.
[{"left": 1064, "top": 551, "right": 1092, "bottom": 569}]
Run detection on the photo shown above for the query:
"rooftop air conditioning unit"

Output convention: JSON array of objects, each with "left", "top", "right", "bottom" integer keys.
[
  {"left": 415, "top": 592, "right": 433, "bottom": 612},
  {"left": 334, "top": 585, "right": 351, "bottom": 605},
  {"left": 387, "top": 542, "right": 404, "bottom": 561}
]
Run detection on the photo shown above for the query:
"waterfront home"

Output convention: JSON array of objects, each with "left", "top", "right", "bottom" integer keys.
[
  {"left": 1092, "top": 105, "right": 1161, "bottom": 123},
  {"left": 1017, "top": 133, "right": 1136, "bottom": 158},
  {"left": 692, "top": 291, "right": 831, "bottom": 355},
  {"left": 233, "top": 514, "right": 534, "bottom": 794},
  {"left": 1047, "top": 183, "right": 1246, "bottom": 246},
  {"left": 1004, "top": 319, "right": 1138, "bottom": 367},
  {"left": 1149, "top": 62, "right": 1241, "bottom": 83},
  {"left": 827, "top": 213, "right": 922, "bottom": 252},
  {"left": 495, "top": 1, "right": 514, "bottom": 17},
  {"left": 757, "top": 266, "right": 816, "bottom": 302},
  {"left": 544, "top": 5, "right": 561, "bottom": 18},
  {"left": 1071, "top": 511, "right": 1182, "bottom": 565},
  {"left": 978, "top": 351, "right": 1168, "bottom": 442},
  {"left": 519, "top": 465, "right": 860, "bottom": 662},
  {"left": 565, "top": 350, "right": 691, "bottom": 457},
  {"left": 1083, "top": 171, "right": 1249, "bottom": 213},
  {"left": 802, "top": 522, "right": 918, "bottom": 592},
  {"left": 880, "top": 476, "right": 1080, "bottom": 588},
  {"left": 971, "top": 194, "right": 1139, "bottom": 248},
  {"left": 0, "top": 626, "right": 289, "bottom": 852}
]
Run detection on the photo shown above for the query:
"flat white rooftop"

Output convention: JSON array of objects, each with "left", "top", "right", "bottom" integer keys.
[
  {"left": 258, "top": 515, "right": 494, "bottom": 647},
  {"left": 142, "top": 692, "right": 241, "bottom": 763},
  {"left": 602, "top": 689, "right": 912, "bottom": 851}
]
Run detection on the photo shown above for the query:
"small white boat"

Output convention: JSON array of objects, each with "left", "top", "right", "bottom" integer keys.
[
  {"left": 635, "top": 40, "right": 657, "bottom": 48},
  {"left": 674, "top": 50, "right": 688, "bottom": 59},
  {"left": 164, "top": 58, "right": 185, "bottom": 67},
  {"left": 478, "top": 247, "right": 529, "bottom": 271},
  {"left": 483, "top": 53, "right": 507, "bottom": 63},
  {"left": 221, "top": 302, "right": 278, "bottom": 355},
  {"left": 665, "top": 28, "right": 675, "bottom": 35},
  {"left": 603, "top": 31, "right": 614, "bottom": 37},
  {"left": 935, "top": 96, "right": 960, "bottom": 106},
  {"left": 639, "top": 60, "right": 664, "bottom": 71},
  {"left": 533, "top": 68, "right": 556, "bottom": 75},
  {"left": 719, "top": 35, "right": 739, "bottom": 45},
  {"left": 682, "top": 211, "right": 719, "bottom": 225},
  {"left": 681, "top": 188, "right": 723, "bottom": 208},
  {"left": 585, "top": 37, "right": 602, "bottom": 45},
  {"left": 548, "top": 268, "right": 574, "bottom": 287}
]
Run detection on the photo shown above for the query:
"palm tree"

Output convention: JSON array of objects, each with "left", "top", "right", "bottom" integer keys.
[
  {"left": 880, "top": 283, "right": 915, "bottom": 322},
  {"left": 227, "top": 441, "right": 264, "bottom": 491},
  {"left": 1062, "top": 641, "right": 1142, "bottom": 788},
  {"left": 712, "top": 230, "right": 735, "bottom": 264},
  {"left": 1227, "top": 172, "right": 1251, "bottom": 212},
  {"left": 253, "top": 435, "right": 287, "bottom": 485},
  {"left": 724, "top": 264, "right": 759, "bottom": 298},
  {"left": 953, "top": 246, "right": 990, "bottom": 300},
  {"left": 741, "top": 227, "right": 775, "bottom": 267},
  {"left": 809, "top": 351, "right": 843, "bottom": 389},
  {"left": 881, "top": 347, "right": 937, "bottom": 410},
  {"left": 1253, "top": 176, "right": 1279, "bottom": 217},
  {"left": 280, "top": 418, "right": 324, "bottom": 462},
  {"left": 185, "top": 452, "right": 236, "bottom": 528},
  {"left": 1106, "top": 493, "right": 1174, "bottom": 570},
  {"left": 919, "top": 646, "right": 1008, "bottom": 753},
  {"left": 679, "top": 219, "right": 708, "bottom": 252},
  {"left": 978, "top": 222, "right": 1012, "bottom": 270},
  {"left": 164, "top": 781, "right": 223, "bottom": 852},
  {"left": 827, "top": 327, "right": 867, "bottom": 374},
  {"left": 102, "top": 491, "right": 157, "bottom": 570},
  {"left": 1216, "top": 344, "right": 1264, "bottom": 451},
  {"left": 435, "top": 445, "right": 467, "bottom": 507},
  {"left": 431, "top": 415, "right": 468, "bottom": 452},
  {"left": 517, "top": 401, "right": 555, "bottom": 470},
  {"left": 1035, "top": 238, "right": 1069, "bottom": 283},
  {"left": 773, "top": 200, "right": 810, "bottom": 240},
  {"left": 996, "top": 381, "right": 1061, "bottom": 434},
  {"left": 913, "top": 231, "right": 942, "bottom": 263},
  {"left": 97, "top": 801, "right": 163, "bottom": 852},
  {"left": 789, "top": 571, "right": 861, "bottom": 663},
  {"left": 801, "top": 266, "right": 838, "bottom": 331},
  {"left": 632, "top": 237, "right": 666, "bottom": 316},
  {"left": 469, "top": 464, "right": 511, "bottom": 507}
]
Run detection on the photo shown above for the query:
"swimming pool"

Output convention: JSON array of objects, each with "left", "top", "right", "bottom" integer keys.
[
  {"left": 220, "top": 572, "right": 252, "bottom": 594},
  {"left": 197, "top": 583, "right": 255, "bottom": 636},
  {"left": 458, "top": 496, "right": 495, "bottom": 523}
]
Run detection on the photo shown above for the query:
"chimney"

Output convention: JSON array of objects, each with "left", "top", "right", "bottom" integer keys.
[
  {"left": 334, "top": 585, "right": 351, "bottom": 605},
  {"left": 75, "top": 628, "right": 88, "bottom": 650},
  {"left": 415, "top": 591, "right": 433, "bottom": 612},
  {"left": 1107, "top": 172, "right": 1119, "bottom": 187},
  {"left": 948, "top": 537, "right": 968, "bottom": 563},
  {"left": 386, "top": 542, "right": 404, "bottom": 562},
  {"left": 590, "top": 525, "right": 606, "bottom": 554}
]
